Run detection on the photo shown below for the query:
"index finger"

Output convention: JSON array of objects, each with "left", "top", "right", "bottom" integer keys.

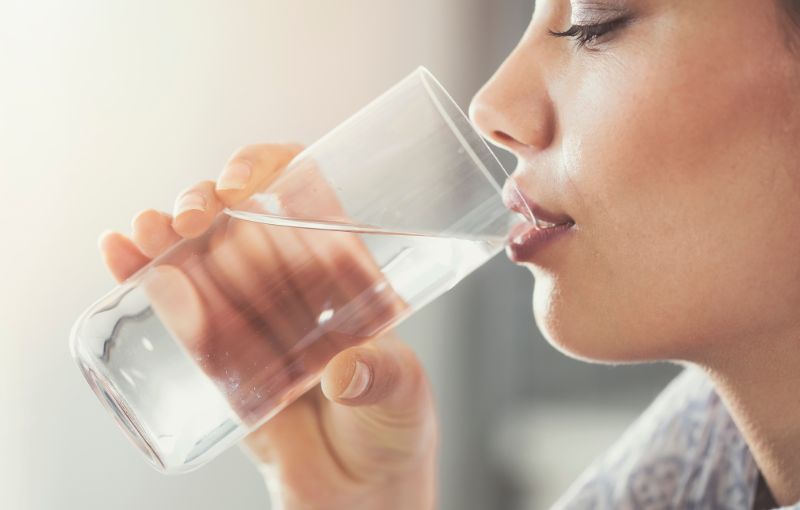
[{"left": 215, "top": 143, "right": 305, "bottom": 207}]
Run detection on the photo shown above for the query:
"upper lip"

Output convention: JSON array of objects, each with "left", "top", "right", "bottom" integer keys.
[{"left": 502, "top": 180, "right": 574, "bottom": 229}]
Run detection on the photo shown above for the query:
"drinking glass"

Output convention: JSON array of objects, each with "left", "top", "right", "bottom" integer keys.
[{"left": 70, "top": 66, "right": 533, "bottom": 473}]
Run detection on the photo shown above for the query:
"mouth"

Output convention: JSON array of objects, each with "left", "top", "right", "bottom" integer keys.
[
  {"left": 506, "top": 220, "right": 574, "bottom": 263},
  {"left": 502, "top": 181, "right": 575, "bottom": 263},
  {"left": 533, "top": 217, "right": 571, "bottom": 230},
  {"left": 502, "top": 180, "right": 573, "bottom": 225}
]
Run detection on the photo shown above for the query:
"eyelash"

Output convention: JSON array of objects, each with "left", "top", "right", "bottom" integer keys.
[{"left": 549, "top": 17, "right": 630, "bottom": 48}]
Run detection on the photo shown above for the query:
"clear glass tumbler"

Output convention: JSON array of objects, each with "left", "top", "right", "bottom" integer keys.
[{"left": 70, "top": 66, "right": 533, "bottom": 474}]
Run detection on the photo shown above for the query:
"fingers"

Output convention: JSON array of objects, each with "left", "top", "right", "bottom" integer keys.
[
  {"left": 321, "top": 333, "right": 429, "bottom": 416},
  {"left": 277, "top": 160, "right": 348, "bottom": 221},
  {"left": 172, "top": 180, "right": 224, "bottom": 239},
  {"left": 243, "top": 332, "right": 436, "bottom": 487},
  {"left": 206, "top": 221, "right": 322, "bottom": 371},
  {"left": 142, "top": 264, "right": 206, "bottom": 351},
  {"left": 215, "top": 143, "right": 304, "bottom": 207},
  {"left": 131, "top": 209, "right": 181, "bottom": 258},
  {"left": 98, "top": 231, "right": 150, "bottom": 283},
  {"left": 102, "top": 141, "right": 304, "bottom": 278},
  {"left": 319, "top": 332, "right": 437, "bottom": 479}
]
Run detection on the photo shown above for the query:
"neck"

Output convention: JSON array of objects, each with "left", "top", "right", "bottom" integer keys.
[{"left": 699, "top": 332, "right": 800, "bottom": 506}]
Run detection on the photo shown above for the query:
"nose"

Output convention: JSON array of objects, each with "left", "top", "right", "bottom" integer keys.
[{"left": 468, "top": 49, "right": 556, "bottom": 156}]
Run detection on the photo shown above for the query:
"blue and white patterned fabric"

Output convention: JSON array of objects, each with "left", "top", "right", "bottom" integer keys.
[{"left": 551, "top": 366, "right": 800, "bottom": 510}]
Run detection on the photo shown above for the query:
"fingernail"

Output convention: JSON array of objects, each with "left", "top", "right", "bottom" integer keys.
[
  {"left": 217, "top": 160, "right": 252, "bottom": 191},
  {"left": 339, "top": 361, "right": 371, "bottom": 400},
  {"left": 174, "top": 191, "right": 206, "bottom": 217}
]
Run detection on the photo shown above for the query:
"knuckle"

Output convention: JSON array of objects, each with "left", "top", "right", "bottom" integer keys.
[
  {"left": 228, "top": 144, "right": 265, "bottom": 164},
  {"left": 230, "top": 142, "right": 303, "bottom": 165},
  {"left": 131, "top": 208, "right": 160, "bottom": 229},
  {"left": 175, "top": 185, "right": 195, "bottom": 200},
  {"left": 197, "top": 179, "right": 216, "bottom": 190}
]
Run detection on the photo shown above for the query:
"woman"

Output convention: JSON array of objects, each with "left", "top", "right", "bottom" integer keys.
[{"left": 97, "top": 0, "right": 800, "bottom": 508}]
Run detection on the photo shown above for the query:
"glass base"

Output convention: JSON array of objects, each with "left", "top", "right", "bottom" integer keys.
[{"left": 77, "top": 358, "right": 167, "bottom": 472}]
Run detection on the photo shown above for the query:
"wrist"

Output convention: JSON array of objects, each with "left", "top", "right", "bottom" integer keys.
[{"left": 359, "top": 462, "right": 436, "bottom": 510}]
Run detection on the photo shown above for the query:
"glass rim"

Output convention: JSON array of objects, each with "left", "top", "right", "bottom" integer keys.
[
  {"left": 224, "top": 65, "right": 535, "bottom": 232},
  {"left": 302, "top": 65, "right": 513, "bottom": 192},
  {"left": 416, "top": 66, "right": 533, "bottom": 223},
  {"left": 414, "top": 66, "right": 511, "bottom": 193}
]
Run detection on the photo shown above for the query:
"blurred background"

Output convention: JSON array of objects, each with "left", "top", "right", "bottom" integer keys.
[{"left": 0, "top": 1, "right": 680, "bottom": 508}]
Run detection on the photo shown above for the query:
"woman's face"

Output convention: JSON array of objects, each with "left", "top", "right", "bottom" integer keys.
[{"left": 470, "top": 0, "right": 800, "bottom": 363}]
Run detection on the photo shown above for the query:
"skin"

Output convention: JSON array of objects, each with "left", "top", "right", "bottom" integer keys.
[
  {"left": 470, "top": 0, "right": 800, "bottom": 504},
  {"left": 100, "top": 145, "right": 436, "bottom": 509},
  {"left": 99, "top": 0, "right": 800, "bottom": 506}
]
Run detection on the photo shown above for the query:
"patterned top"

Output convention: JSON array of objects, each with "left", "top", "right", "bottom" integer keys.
[{"left": 551, "top": 366, "right": 798, "bottom": 510}]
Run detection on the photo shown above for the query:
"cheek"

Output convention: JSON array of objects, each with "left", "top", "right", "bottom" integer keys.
[{"left": 538, "top": 25, "right": 800, "bottom": 361}]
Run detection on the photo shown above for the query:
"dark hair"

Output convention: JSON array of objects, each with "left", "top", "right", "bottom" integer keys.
[
  {"left": 782, "top": 0, "right": 800, "bottom": 50},
  {"left": 785, "top": 0, "right": 800, "bottom": 30}
]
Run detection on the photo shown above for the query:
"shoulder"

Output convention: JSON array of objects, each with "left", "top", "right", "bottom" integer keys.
[{"left": 551, "top": 366, "right": 759, "bottom": 510}]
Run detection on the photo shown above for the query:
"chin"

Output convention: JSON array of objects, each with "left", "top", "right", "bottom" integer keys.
[{"left": 530, "top": 274, "right": 673, "bottom": 365}]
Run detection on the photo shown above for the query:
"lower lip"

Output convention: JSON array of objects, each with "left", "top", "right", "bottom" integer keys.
[{"left": 506, "top": 222, "right": 574, "bottom": 263}]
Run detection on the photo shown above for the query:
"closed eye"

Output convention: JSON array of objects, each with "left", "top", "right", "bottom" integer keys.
[{"left": 549, "top": 17, "right": 630, "bottom": 48}]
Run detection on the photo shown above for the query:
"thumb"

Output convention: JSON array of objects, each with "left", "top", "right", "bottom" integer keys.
[{"left": 319, "top": 332, "right": 437, "bottom": 478}]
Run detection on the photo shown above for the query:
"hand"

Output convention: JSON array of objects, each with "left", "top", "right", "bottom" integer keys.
[{"left": 98, "top": 143, "right": 438, "bottom": 509}]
